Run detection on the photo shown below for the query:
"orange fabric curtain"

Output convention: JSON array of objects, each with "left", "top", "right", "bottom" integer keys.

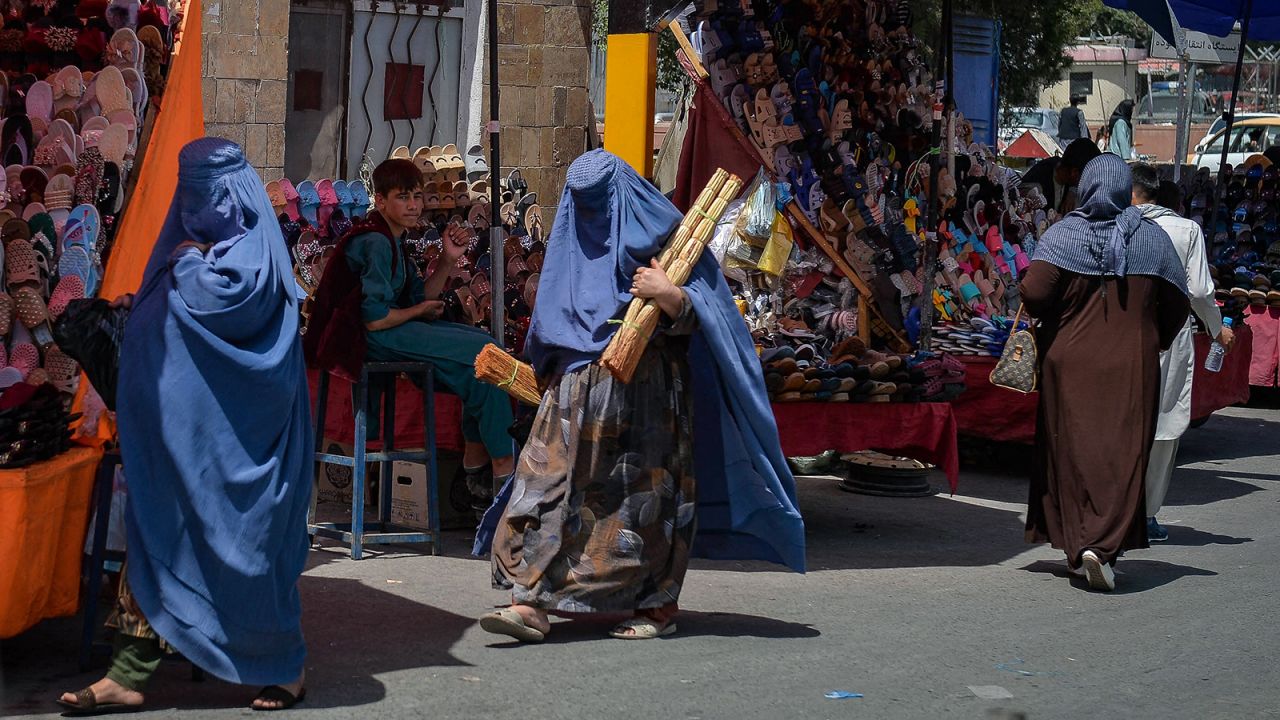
[
  {"left": 98, "top": 0, "right": 205, "bottom": 300},
  {"left": 72, "top": 0, "right": 205, "bottom": 428}
]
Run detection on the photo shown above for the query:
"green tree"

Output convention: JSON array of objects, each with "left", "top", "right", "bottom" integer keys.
[
  {"left": 915, "top": 0, "right": 1145, "bottom": 110},
  {"left": 591, "top": 0, "right": 690, "bottom": 94}
]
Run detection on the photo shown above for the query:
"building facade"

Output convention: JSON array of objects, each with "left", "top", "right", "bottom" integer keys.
[{"left": 201, "top": 0, "right": 592, "bottom": 214}]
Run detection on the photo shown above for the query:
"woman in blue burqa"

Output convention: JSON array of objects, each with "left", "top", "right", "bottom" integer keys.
[
  {"left": 476, "top": 150, "right": 805, "bottom": 642},
  {"left": 60, "top": 139, "right": 312, "bottom": 713}
]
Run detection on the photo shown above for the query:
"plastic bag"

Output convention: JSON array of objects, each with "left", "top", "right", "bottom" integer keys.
[
  {"left": 758, "top": 212, "right": 795, "bottom": 276},
  {"left": 741, "top": 169, "right": 776, "bottom": 244},
  {"left": 52, "top": 298, "right": 127, "bottom": 410}
]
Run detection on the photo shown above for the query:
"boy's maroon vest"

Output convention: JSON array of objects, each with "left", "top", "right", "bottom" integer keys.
[{"left": 303, "top": 211, "right": 399, "bottom": 381}]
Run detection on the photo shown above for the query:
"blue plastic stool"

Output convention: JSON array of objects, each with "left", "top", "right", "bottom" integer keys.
[{"left": 309, "top": 362, "right": 442, "bottom": 559}]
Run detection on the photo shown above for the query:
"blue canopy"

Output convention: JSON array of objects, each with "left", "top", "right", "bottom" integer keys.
[{"left": 1104, "top": 0, "right": 1280, "bottom": 44}]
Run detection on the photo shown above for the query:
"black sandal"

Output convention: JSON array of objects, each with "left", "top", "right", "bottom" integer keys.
[
  {"left": 56, "top": 687, "right": 143, "bottom": 715},
  {"left": 251, "top": 685, "right": 307, "bottom": 711}
]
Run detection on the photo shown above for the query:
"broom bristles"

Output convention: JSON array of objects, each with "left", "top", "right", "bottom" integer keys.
[
  {"left": 475, "top": 344, "right": 541, "bottom": 406},
  {"left": 599, "top": 169, "right": 743, "bottom": 383}
]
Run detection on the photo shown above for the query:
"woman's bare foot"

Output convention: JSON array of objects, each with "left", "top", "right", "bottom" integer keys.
[
  {"left": 509, "top": 604, "right": 551, "bottom": 635},
  {"left": 59, "top": 676, "right": 144, "bottom": 710},
  {"left": 251, "top": 672, "right": 306, "bottom": 710}
]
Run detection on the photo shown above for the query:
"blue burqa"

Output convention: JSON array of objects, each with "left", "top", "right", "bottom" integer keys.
[
  {"left": 117, "top": 138, "right": 312, "bottom": 684},
  {"left": 521, "top": 149, "right": 806, "bottom": 572}
]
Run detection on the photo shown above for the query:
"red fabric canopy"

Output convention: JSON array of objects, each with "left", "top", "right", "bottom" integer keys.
[
  {"left": 672, "top": 78, "right": 767, "bottom": 213},
  {"left": 772, "top": 401, "right": 960, "bottom": 491}
]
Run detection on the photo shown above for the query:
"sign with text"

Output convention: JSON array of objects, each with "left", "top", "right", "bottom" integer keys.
[{"left": 1150, "top": 29, "right": 1241, "bottom": 64}]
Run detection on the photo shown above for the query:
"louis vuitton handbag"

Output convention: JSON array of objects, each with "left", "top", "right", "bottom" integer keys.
[{"left": 989, "top": 306, "right": 1038, "bottom": 394}]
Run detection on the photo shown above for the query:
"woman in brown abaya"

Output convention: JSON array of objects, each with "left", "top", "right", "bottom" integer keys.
[{"left": 1019, "top": 154, "right": 1190, "bottom": 592}]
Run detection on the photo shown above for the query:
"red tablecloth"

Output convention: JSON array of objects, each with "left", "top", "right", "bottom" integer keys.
[
  {"left": 1191, "top": 327, "right": 1254, "bottom": 418},
  {"left": 951, "top": 325, "right": 1254, "bottom": 443},
  {"left": 308, "top": 370, "right": 960, "bottom": 491},
  {"left": 949, "top": 358, "right": 1039, "bottom": 443},
  {"left": 307, "top": 369, "right": 465, "bottom": 450},
  {"left": 771, "top": 402, "right": 960, "bottom": 492},
  {"left": 1243, "top": 306, "right": 1279, "bottom": 388}
]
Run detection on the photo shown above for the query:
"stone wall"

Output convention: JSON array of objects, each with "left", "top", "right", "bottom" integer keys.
[
  {"left": 201, "top": 0, "right": 290, "bottom": 181},
  {"left": 492, "top": 0, "right": 594, "bottom": 226}
]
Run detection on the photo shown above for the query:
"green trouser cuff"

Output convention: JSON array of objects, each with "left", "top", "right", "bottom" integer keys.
[{"left": 104, "top": 634, "right": 163, "bottom": 692}]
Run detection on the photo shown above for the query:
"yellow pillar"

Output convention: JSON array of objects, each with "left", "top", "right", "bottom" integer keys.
[{"left": 604, "top": 32, "right": 657, "bottom": 178}]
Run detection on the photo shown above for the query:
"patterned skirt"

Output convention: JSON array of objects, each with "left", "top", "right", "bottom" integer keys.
[
  {"left": 106, "top": 565, "right": 173, "bottom": 652},
  {"left": 491, "top": 338, "right": 696, "bottom": 613}
]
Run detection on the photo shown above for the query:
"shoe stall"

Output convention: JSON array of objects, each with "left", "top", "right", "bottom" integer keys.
[
  {"left": 1191, "top": 157, "right": 1280, "bottom": 390},
  {"left": 0, "top": 0, "right": 201, "bottom": 638},
  {"left": 665, "top": 0, "right": 1262, "bottom": 456},
  {"left": 660, "top": 0, "right": 1057, "bottom": 488},
  {"left": 946, "top": 153, "right": 1270, "bottom": 443}
]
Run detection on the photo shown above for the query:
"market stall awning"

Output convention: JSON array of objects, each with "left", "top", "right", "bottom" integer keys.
[
  {"left": 1004, "top": 129, "right": 1059, "bottom": 160},
  {"left": 1104, "top": 0, "right": 1280, "bottom": 43}
]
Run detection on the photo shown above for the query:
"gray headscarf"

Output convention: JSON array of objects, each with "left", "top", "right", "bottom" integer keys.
[{"left": 1032, "top": 154, "right": 1188, "bottom": 295}]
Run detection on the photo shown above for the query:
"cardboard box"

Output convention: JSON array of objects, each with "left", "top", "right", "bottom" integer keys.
[
  {"left": 316, "top": 441, "right": 471, "bottom": 529},
  {"left": 390, "top": 450, "right": 466, "bottom": 529},
  {"left": 315, "top": 438, "right": 375, "bottom": 508}
]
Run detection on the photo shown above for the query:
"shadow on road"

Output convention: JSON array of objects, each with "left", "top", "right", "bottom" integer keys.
[
  {"left": 1161, "top": 525, "right": 1252, "bottom": 547},
  {"left": 1, "top": 574, "right": 476, "bottom": 716},
  {"left": 290, "top": 574, "right": 473, "bottom": 709},
  {"left": 1165, "top": 468, "right": 1269, "bottom": 507},
  {"left": 691, "top": 474, "right": 1032, "bottom": 573},
  {"left": 668, "top": 611, "right": 820, "bottom": 640},
  {"left": 482, "top": 610, "right": 819, "bottom": 648},
  {"left": 1021, "top": 559, "right": 1217, "bottom": 594}
]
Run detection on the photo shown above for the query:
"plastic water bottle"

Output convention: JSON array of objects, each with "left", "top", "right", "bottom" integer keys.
[{"left": 1204, "top": 317, "right": 1233, "bottom": 373}]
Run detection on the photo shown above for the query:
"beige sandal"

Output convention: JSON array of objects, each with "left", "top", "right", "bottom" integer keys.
[
  {"left": 609, "top": 618, "right": 677, "bottom": 640},
  {"left": 478, "top": 607, "right": 546, "bottom": 642}
]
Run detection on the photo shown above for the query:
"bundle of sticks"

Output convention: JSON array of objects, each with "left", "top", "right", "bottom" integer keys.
[
  {"left": 600, "top": 168, "right": 744, "bottom": 383},
  {"left": 474, "top": 343, "right": 540, "bottom": 406},
  {"left": 475, "top": 169, "right": 744, "bottom": 400}
]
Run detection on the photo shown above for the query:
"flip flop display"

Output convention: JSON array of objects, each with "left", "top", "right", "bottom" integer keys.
[
  {"left": 272, "top": 147, "right": 551, "bottom": 352},
  {"left": 0, "top": 0, "right": 185, "bottom": 457}
]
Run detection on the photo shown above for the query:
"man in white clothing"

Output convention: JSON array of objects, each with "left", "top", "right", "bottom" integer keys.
[{"left": 1131, "top": 164, "right": 1235, "bottom": 541}]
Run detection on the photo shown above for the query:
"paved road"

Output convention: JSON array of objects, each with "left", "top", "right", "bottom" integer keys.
[{"left": 3, "top": 406, "right": 1278, "bottom": 719}]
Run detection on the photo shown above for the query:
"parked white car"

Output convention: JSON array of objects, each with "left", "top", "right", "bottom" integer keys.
[
  {"left": 1188, "top": 117, "right": 1280, "bottom": 172},
  {"left": 1192, "top": 113, "right": 1280, "bottom": 154}
]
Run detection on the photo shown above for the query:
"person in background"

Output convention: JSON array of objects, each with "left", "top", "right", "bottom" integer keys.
[
  {"left": 305, "top": 159, "right": 516, "bottom": 510},
  {"left": 1107, "top": 99, "right": 1137, "bottom": 160},
  {"left": 1020, "top": 138, "right": 1102, "bottom": 216},
  {"left": 59, "top": 139, "right": 311, "bottom": 713},
  {"left": 1131, "top": 167, "right": 1234, "bottom": 542},
  {"left": 1020, "top": 154, "right": 1190, "bottom": 592},
  {"left": 1058, "top": 95, "right": 1090, "bottom": 146}
]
